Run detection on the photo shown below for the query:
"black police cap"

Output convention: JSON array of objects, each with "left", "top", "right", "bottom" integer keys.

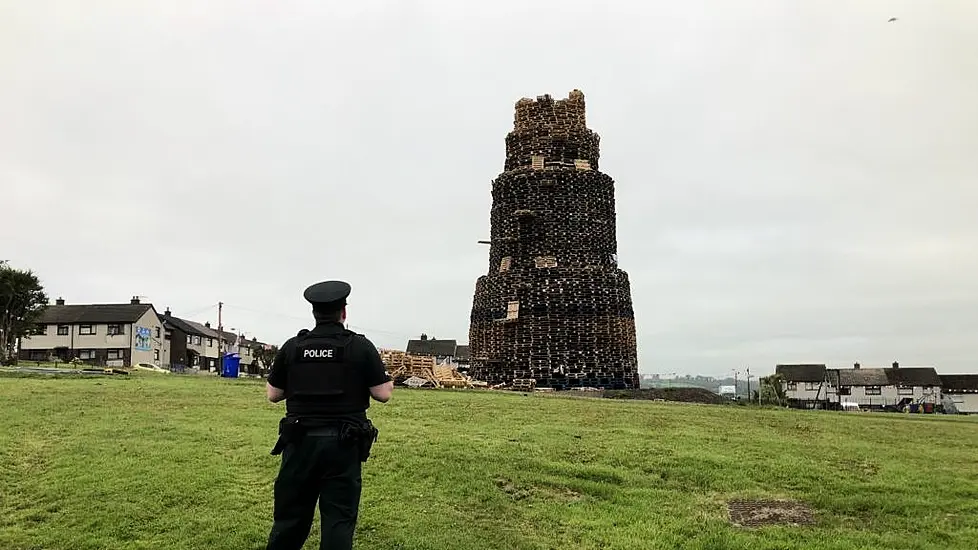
[{"left": 303, "top": 280, "right": 351, "bottom": 311}]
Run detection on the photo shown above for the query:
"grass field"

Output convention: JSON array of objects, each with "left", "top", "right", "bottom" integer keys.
[{"left": 1, "top": 373, "right": 977, "bottom": 550}]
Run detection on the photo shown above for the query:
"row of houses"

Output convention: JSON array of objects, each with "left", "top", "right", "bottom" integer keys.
[
  {"left": 17, "top": 296, "right": 272, "bottom": 373},
  {"left": 776, "top": 362, "right": 978, "bottom": 414}
]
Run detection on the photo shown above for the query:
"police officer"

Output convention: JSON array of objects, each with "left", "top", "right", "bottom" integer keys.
[{"left": 264, "top": 280, "right": 393, "bottom": 550}]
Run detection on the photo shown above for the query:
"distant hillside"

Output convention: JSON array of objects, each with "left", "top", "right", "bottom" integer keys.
[{"left": 640, "top": 374, "right": 758, "bottom": 395}]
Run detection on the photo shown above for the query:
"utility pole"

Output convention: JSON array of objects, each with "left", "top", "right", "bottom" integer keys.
[
  {"left": 733, "top": 370, "right": 740, "bottom": 400},
  {"left": 746, "top": 366, "right": 752, "bottom": 404},
  {"left": 217, "top": 301, "right": 223, "bottom": 374}
]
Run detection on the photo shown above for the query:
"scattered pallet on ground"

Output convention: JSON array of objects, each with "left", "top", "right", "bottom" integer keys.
[{"left": 379, "top": 349, "right": 479, "bottom": 389}]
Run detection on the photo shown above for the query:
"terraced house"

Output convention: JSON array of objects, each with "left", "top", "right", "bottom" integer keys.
[
  {"left": 215, "top": 328, "right": 261, "bottom": 372},
  {"left": 836, "top": 362, "right": 942, "bottom": 408},
  {"left": 18, "top": 297, "right": 165, "bottom": 367},
  {"left": 777, "top": 361, "right": 942, "bottom": 410},
  {"left": 775, "top": 364, "right": 835, "bottom": 407},
  {"left": 940, "top": 374, "right": 978, "bottom": 414},
  {"left": 160, "top": 309, "right": 222, "bottom": 371},
  {"left": 406, "top": 334, "right": 462, "bottom": 364},
  {"left": 160, "top": 308, "right": 263, "bottom": 372}
]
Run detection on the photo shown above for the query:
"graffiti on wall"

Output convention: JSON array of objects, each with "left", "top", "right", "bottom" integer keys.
[{"left": 135, "top": 326, "right": 152, "bottom": 351}]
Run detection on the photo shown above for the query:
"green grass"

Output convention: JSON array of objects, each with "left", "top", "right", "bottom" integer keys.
[{"left": 1, "top": 373, "right": 977, "bottom": 549}]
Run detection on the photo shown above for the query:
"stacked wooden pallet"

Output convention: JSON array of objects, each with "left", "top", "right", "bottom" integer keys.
[
  {"left": 466, "top": 90, "right": 640, "bottom": 392},
  {"left": 379, "top": 349, "right": 476, "bottom": 389},
  {"left": 433, "top": 365, "right": 473, "bottom": 388},
  {"left": 511, "top": 379, "right": 537, "bottom": 392}
]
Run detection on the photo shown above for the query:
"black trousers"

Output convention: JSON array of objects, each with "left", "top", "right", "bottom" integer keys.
[{"left": 266, "top": 430, "right": 363, "bottom": 550}]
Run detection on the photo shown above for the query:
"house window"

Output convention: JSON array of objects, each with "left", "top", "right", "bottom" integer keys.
[
  {"left": 187, "top": 335, "right": 192, "bottom": 344},
  {"left": 154, "top": 349, "right": 160, "bottom": 361},
  {"left": 530, "top": 155, "right": 544, "bottom": 170},
  {"left": 33, "top": 324, "right": 47, "bottom": 335},
  {"left": 574, "top": 159, "right": 591, "bottom": 170},
  {"left": 28, "top": 350, "right": 48, "bottom": 361},
  {"left": 154, "top": 327, "right": 161, "bottom": 338},
  {"left": 107, "top": 324, "right": 124, "bottom": 336},
  {"left": 79, "top": 349, "right": 94, "bottom": 360},
  {"left": 499, "top": 257, "right": 511, "bottom": 272},
  {"left": 865, "top": 386, "right": 882, "bottom": 395},
  {"left": 897, "top": 385, "right": 914, "bottom": 395},
  {"left": 57, "top": 325, "right": 69, "bottom": 336},
  {"left": 839, "top": 386, "right": 851, "bottom": 395},
  {"left": 107, "top": 349, "right": 122, "bottom": 360},
  {"left": 805, "top": 382, "right": 820, "bottom": 391},
  {"left": 207, "top": 338, "right": 214, "bottom": 347},
  {"left": 194, "top": 336, "right": 202, "bottom": 346},
  {"left": 79, "top": 325, "right": 95, "bottom": 335},
  {"left": 787, "top": 382, "right": 798, "bottom": 391}
]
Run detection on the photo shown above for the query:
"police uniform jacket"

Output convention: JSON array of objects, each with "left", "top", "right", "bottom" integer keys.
[{"left": 266, "top": 321, "right": 390, "bottom": 423}]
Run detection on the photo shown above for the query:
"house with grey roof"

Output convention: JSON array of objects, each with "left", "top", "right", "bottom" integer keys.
[
  {"left": 161, "top": 309, "right": 267, "bottom": 373},
  {"left": 406, "top": 334, "right": 462, "bottom": 364},
  {"left": 775, "top": 364, "right": 834, "bottom": 408},
  {"left": 939, "top": 374, "right": 978, "bottom": 414},
  {"left": 835, "top": 362, "right": 941, "bottom": 408},
  {"left": 18, "top": 296, "right": 165, "bottom": 367},
  {"left": 214, "top": 328, "right": 259, "bottom": 371},
  {"left": 160, "top": 309, "right": 220, "bottom": 371}
]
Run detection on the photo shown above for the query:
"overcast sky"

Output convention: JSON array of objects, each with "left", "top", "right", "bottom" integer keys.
[{"left": 3, "top": 0, "right": 976, "bottom": 377}]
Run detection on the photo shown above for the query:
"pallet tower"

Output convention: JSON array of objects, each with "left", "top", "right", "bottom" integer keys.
[{"left": 467, "top": 90, "right": 640, "bottom": 390}]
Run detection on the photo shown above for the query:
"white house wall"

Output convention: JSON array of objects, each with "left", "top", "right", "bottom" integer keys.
[
  {"left": 947, "top": 394, "right": 978, "bottom": 414},
  {"left": 131, "top": 308, "right": 165, "bottom": 366},
  {"left": 783, "top": 383, "right": 831, "bottom": 401},
  {"left": 19, "top": 323, "right": 131, "bottom": 351},
  {"left": 839, "top": 385, "right": 941, "bottom": 406},
  {"left": 20, "top": 309, "right": 164, "bottom": 367}
]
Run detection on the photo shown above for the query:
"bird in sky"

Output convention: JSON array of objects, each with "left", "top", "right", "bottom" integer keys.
[{"left": 888, "top": 17, "right": 899, "bottom": 22}]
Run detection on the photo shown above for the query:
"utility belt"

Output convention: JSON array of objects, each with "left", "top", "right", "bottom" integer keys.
[{"left": 269, "top": 416, "right": 379, "bottom": 462}]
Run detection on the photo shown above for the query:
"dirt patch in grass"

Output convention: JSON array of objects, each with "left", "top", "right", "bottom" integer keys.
[
  {"left": 838, "top": 458, "right": 880, "bottom": 478},
  {"left": 495, "top": 478, "right": 582, "bottom": 503},
  {"left": 602, "top": 388, "right": 725, "bottom": 405},
  {"left": 727, "top": 499, "right": 816, "bottom": 528}
]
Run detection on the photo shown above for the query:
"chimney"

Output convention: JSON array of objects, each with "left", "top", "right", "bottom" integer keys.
[
  {"left": 164, "top": 308, "right": 171, "bottom": 319},
  {"left": 130, "top": 296, "right": 140, "bottom": 304},
  {"left": 55, "top": 297, "right": 65, "bottom": 306},
  {"left": 205, "top": 322, "right": 211, "bottom": 328},
  {"left": 892, "top": 361, "right": 899, "bottom": 369},
  {"left": 853, "top": 362, "right": 860, "bottom": 370},
  {"left": 420, "top": 333, "right": 428, "bottom": 341}
]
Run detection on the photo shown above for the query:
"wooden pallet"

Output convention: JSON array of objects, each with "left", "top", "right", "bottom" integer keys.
[{"left": 379, "top": 349, "right": 481, "bottom": 389}]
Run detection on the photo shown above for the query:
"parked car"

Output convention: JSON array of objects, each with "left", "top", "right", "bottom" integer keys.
[{"left": 133, "top": 363, "right": 169, "bottom": 374}]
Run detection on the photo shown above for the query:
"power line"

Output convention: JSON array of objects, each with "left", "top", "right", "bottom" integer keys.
[
  {"left": 220, "top": 303, "right": 422, "bottom": 341},
  {"left": 222, "top": 303, "right": 306, "bottom": 323},
  {"left": 179, "top": 303, "right": 219, "bottom": 319}
]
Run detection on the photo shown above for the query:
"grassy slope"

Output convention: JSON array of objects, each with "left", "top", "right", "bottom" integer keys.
[{"left": 1, "top": 373, "right": 977, "bottom": 550}]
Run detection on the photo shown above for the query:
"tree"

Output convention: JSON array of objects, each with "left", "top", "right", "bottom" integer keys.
[
  {"left": 759, "top": 373, "right": 787, "bottom": 406},
  {"left": 253, "top": 344, "right": 279, "bottom": 373},
  {"left": 0, "top": 261, "right": 48, "bottom": 364}
]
